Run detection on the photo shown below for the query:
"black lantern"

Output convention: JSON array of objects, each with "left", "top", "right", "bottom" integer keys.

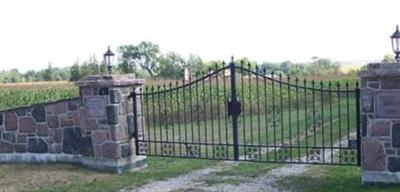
[
  {"left": 104, "top": 46, "right": 115, "bottom": 74},
  {"left": 391, "top": 25, "right": 400, "bottom": 62}
]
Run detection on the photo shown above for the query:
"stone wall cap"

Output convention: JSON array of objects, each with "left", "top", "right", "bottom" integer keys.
[
  {"left": 75, "top": 74, "right": 145, "bottom": 87},
  {"left": 360, "top": 63, "right": 400, "bottom": 78}
]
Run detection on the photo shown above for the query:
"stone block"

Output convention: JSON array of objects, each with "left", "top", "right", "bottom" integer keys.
[
  {"left": 361, "top": 90, "right": 374, "bottom": 113},
  {"left": 371, "top": 120, "right": 390, "bottom": 137},
  {"left": 54, "top": 129, "right": 62, "bottom": 143},
  {"left": 392, "top": 123, "right": 400, "bottom": 148},
  {"left": 0, "top": 141, "right": 14, "bottom": 153},
  {"left": 81, "top": 87, "right": 93, "bottom": 96},
  {"left": 93, "top": 144, "right": 103, "bottom": 158},
  {"left": 15, "top": 144, "right": 27, "bottom": 153},
  {"left": 62, "top": 127, "right": 81, "bottom": 154},
  {"left": 60, "top": 113, "right": 74, "bottom": 127},
  {"left": 361, "top": 138, "right": 386, "bottom": 171},
  {"left": 93, "top": 131, "right": 106, "bottom": 144},
  {"left": 49, "top": 143, "right": 62, "bottom": 153},
  {"left": 386, "top": 149, "right": 395, "bottom": 155},
  {"left": 46, "top": 102, "right": 66, "bottom": 114},
  {"left": 377, "top": 92, "right": 400, "bottom": 118},
  {"left": 4, "top": 112, "right": 18, "bottom": 131},
  {"left": 99, "top": 87, "right": 109, "bottom": 95},
  {"left": 102, "top": 142, "right": 121, "bottom": 159},
  {"left": 3, "top": 132, "right": 16, "bottom": 143},
  {"left": 32, "top": 105, "right": 46, "bottom": 123},
  {"left": 15, "top": 108, "right": 27, "bottom": 116},
  {"left": 121, "top": 144, "right": 131, "bottom": 158},
  {"left": 388, "top": 157, "right": 400, "bottom": 172},
  {"left": 27, "top": 138, "right": 48, "bottom": 153},
  {"left": 367, "top": 81, "right": 380, "bottom": 89},
  {"left": 110, "top": 90, "right": 122, "bottom": 104},
  {"left": 17, "top": 135, "right": 27, "bottom": 143},
  {"left": 80, "top": 136, "right": 93, "bottom": 156},
  {"left": 47, "top": 115, "right": 59, "bottom": 128},
  {"left": 107, "top": 105, "right": 119, "bottom": 124},
  {"left": 381, "top": 77, "right": 400, "bottom": 89},
  {"left": 68, "top": 100, "right": 79, "bottom": 111},
  {"left": 127, "top": 115, "right": 135, "bottom": 137},
  {"left": 85, "top": 97, "right": 106, "bottom": 118},
  {"left": 19, "top": 117, "right": 37, "bottom": 133},
  {"left": 361, "top": 115, "right": 367, "bottom": 137},
  {"left": 86, "top": 119, "right": 98, "bottom": 130},
  {"left": 37, "top": 124, "right": 49, "bottom": 136}
]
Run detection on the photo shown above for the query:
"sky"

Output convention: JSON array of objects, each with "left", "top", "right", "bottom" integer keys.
[{"left": 0, "top": 0, "right": 399, "bottom": 72}]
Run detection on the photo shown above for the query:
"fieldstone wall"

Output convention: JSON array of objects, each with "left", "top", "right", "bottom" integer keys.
[
  {"left": 360, "top": 63, "right": 400, "bottom": 184},
  {"left": 0, "top": 74, "right": 146, "bottom": 173}
]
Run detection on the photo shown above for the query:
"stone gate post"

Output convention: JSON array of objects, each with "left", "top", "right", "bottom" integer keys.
[
  {"left": 360, "top": 63, "right": 400, "bottom": 184},
  {"left": 76, "top": 74, "right": 146, "bottom": 173}
]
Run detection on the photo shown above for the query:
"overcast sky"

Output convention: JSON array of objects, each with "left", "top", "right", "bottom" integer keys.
[{"left": 0, "top": 0, "right": 399, "bottom": 72}]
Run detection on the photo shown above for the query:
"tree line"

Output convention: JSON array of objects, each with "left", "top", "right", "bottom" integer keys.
[{"left": 0, "top": 41, "right": 372, "bottom": 83}]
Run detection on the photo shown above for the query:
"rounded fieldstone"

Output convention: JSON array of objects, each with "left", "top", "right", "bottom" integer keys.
[
  {"left": 19, "top": 117, "right": 37, "bottom": 133},
  {"left": 27, "top": 138, "right": 48, "bottom": 153},
  {"left": 361, "top": 138, "right": 386, "bottom": 171},
  {"left": 3, "top": 132, "right": 16, "bottom": 143},
  {"left": 79, "top": 136, "right": 93, "bottom": 156},
  {"left": 32, "top": 105, "right": 46, "bottom": 123},
  {"left": 0, "top": 141, "right": 14, "bottom": 153},
  {"left": 393, "top": 123, "right": 400, "bottom": 148},
  {"left": 47, "top": 115, "right": 59, "bottom": 128},
  {"left": 121, "top": 144, "right": 131, "bottom": 158},
  {"left": 107, "top": 105, "right": 119, "bottom": 125},
  {"left": 110, "top": 90, "right": 122, "bottom": 104},
  {"left": 62, "top": 127, "right": 81, "bottom": 154},
  {"left": 372, "top": 120, "right": 390, "bottom": 137},
  {"left": 102, "top": 142, "right": 121, "bottom": 159},
  {"left": 4, "top": 112, "right": 18, "bottom": 131},
  {"left": 388, "top": 157, "right": 400, "bottom": 172}
]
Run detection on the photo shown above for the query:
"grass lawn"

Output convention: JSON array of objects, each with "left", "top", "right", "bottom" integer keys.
[
  {"left": 0, "top": 157, "right": 214, "bottom": 192},
  {"left": 277, "top": 165, "right": 400, "bottom": 192}
]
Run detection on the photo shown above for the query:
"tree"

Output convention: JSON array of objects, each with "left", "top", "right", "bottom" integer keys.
[
  {"left": 70, "top": 61, "right": 80, "bottom": 81},
  {"left": 118, "top": 41, "right": 160, "bottom": 76},
  {"left": 382, "top": 54, "right": 395, "bottom": 63},
  {"left": 186, "top": 54, "right": 204, "bottom": 76},
  {"left": 158, "top": 52, "right": 185, "bottom": 79},
  {"left": 43, "top": 63, "right": 54, "bottom": 81}
]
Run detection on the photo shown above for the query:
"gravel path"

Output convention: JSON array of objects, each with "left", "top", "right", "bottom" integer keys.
[{"left": 123, "top": 135, "right": 353, "bottom": 192}]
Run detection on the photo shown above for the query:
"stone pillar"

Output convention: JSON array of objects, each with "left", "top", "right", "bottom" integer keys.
[
  {"left": 360, "top": 63, "right": 400, "bottom": 184},
  {"left": 76, "top": 74, "right": 146, "bottom": 173}
]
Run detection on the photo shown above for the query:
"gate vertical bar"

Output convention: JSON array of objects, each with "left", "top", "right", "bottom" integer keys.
[
  {"left": 355, "top": 82, "right": 361, "bottom": 166},
  {"left": 230, "top": 59, "right": 239, "bottom": 161},
  {"left": 131, "top": 91, "right": 139, "bottom": 156}
]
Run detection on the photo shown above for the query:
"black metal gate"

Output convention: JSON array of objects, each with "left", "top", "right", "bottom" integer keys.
[{"left": 131, "top": 60, "right": 360, "bottom": 166}]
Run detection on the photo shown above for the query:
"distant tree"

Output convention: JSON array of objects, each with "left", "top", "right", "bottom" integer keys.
[
  {"left": 70, "top": 61, "right": 80, "bottom": 81},
  {"left": 118, "top": 41, "right": 160, "bottom": 76},
  {"left": 186, "top": 54, "right": 204, "bottom": 76},
  {"left": 42, "top": 63, "right": 54, "bottom": 81},
  {"left": 382, "top": 54, "right": 395, "bottom": 63},
  {"left": 158, "top": 52, "right": 185, "bottom": 79}
]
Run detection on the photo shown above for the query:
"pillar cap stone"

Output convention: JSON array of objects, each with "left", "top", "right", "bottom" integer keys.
[
  {"left": 360, "top": 63, "right": 400, "bottom": 78},
  {"left": 75, "top": 74, "right": 144, "bottom": 87}
]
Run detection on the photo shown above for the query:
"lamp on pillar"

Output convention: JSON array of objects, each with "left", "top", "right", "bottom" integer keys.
[
  {"left": 104, "top": 46, "right": 115, "bottom": 74},
  {"left": 391, "top": 25, "right": 400, "bottom": 63}
]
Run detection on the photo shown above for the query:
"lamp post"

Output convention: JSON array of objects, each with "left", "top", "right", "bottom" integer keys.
[
  {"left": 104, "top": 46, "right": 115, "bottom": 74},
  {"left": 391, "top": 25, "right": 400, "bottom": 63}
]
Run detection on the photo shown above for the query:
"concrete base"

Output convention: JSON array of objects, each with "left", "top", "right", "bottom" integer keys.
[
  {"left": 0, "top": 153, "right": 147, "bottom": 174},
  {"left": 362, "top": 171, "right": 400, "bottom": 185}
]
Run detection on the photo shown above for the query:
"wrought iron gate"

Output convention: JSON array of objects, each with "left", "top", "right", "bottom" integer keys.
[{"left": 131, "top": 60, "right": 361, "bottom": 166}]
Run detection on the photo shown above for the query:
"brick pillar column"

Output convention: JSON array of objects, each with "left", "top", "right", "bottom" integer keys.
[
  {"left": 76, "top": 74, "right": 146, "bottom": 173},
  {"left": 360, "top": 63, "right": 400, "bottom": 184}
]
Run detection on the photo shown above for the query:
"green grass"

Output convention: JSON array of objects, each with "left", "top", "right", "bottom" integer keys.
[
  {"left": 34, "top": 157, "right": 214, "bottom": 192},
  {"left": 277, "top": 166, "right": 400, "bottom": 192}
]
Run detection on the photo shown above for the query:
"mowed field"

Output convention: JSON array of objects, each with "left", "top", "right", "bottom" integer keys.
[{"left": 1, "top": 78, "right": 400, "bottom": 192}]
